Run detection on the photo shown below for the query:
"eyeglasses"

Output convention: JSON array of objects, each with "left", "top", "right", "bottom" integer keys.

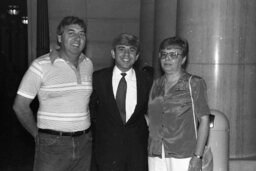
[{"left": 159, "top": 51, "right": 183, "bottom": 60}]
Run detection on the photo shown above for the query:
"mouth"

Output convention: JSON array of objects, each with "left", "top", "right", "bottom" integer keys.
[
  {"left": 71, "top": 41, "right": 81, "bottom": 48},
  {"left": 163, "top": 62, "right": 172, "bottom": 66},
  {"left": 122, "top": 57, "right": 130, "bottom": 63}
]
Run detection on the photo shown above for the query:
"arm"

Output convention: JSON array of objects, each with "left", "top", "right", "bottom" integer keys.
[
  {"left": 89, "top": 72, "right": 100, "bottom": 126},
  {"left": 195, "top": 115, "right": 210, "bottom": 156},
  {"left": 89, "top": 90, "right": 99, "bottom": 125},
  {"left": 189, "top": 77, "right": 210, "bottom": 171},
  {"left": 189, "top": 115, "right": 209, "bottom": 171},
  {"left": 144, "top": 73, "right": 153, "bottom": 126},
  {"left": 89, "top": 76, "right": 99, "bottom": 142},
  {"left": 144, "top": 115, "right": 149, "bottom": 126},
  {"left": 13, "top": 95, "right": 38, "bottom": 138}
]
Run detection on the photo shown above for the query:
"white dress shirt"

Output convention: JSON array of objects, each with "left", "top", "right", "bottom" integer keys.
[{"left": 112, "top": 66, "right": 137, "bottom": 122}]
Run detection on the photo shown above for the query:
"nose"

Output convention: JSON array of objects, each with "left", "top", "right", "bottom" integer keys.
[
  {"left": 163, "top": 55, "right": 173, "bottom": 61},
  {"left": 74, "top": 34, "right": 81, "bottom": 40},
  {"left": 123, "top": 49, "right": 131, "bottom": 56}
]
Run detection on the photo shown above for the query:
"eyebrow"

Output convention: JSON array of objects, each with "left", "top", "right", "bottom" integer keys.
[
  {"left": 66, "top": 27, "right": 85, "bottom": 32},
  {"left": 161, "top": 49, "right": 182, "bottom": 52}
]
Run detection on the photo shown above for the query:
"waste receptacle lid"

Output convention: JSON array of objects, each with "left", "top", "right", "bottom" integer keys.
[{"left": 210, "top": 109, "right": 229, "bottom": 130}]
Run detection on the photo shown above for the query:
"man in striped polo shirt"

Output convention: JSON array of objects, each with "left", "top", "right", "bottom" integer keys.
[{"left": 13, "top": 16, "right": 93, "bottom": 171}]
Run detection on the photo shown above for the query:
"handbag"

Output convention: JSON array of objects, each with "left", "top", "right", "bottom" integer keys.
[{"left": 189, "top": 76, "right": 213, "bottom": 171}]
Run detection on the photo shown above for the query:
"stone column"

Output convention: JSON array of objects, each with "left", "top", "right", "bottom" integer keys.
[
  {"left": 152, "top": 0, "right": 177, "bottom": 78},
  {"left": 37, "top": 0, "right": 49, "bottom": 57},
  {"left": 27, "top": 0, "right": 37, "bottom": 63},
  {"left": 139, "top": 0, "right": 155, "bottom": 69},
  {"left": 177, "top": 0, "right": 256, "bottom": 158}
]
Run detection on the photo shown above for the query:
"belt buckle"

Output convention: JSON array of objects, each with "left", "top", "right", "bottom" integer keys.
[
  {"left": 71, "top": 131, "right": 80, "bottom": 137},
  {"left": 71, "top": 132, "right": 76, "bottom": 137}
]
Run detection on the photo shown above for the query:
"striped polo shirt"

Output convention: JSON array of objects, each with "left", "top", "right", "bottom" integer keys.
[{"left": 17, "top": 53, "right": 93, "bottom": 132}]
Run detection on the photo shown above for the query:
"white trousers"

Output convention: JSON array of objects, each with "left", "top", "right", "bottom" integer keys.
[{"left": 148, "top": 144, "right": 191, "bottom": 171}]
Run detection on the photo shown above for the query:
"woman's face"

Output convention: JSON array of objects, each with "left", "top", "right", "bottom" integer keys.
[{"left": 159, "top": 47, "right": 186, "bottom": 74}]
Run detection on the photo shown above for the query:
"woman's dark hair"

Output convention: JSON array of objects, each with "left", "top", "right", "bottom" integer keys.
[{"left": 159, "top": 36, "right": 189, "bottom": 57}]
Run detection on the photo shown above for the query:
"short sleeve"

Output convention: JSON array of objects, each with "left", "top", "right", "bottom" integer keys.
[
  {"left": 17, "top": 60, "right": 43, "bottom": 99},
  {"left": 192, "top": 77, "right": 211, "bottom": 118}
]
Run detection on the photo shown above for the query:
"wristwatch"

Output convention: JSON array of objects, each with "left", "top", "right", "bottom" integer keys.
[{"left": 193, "top": 153, "right": 203, "bottom": 159}]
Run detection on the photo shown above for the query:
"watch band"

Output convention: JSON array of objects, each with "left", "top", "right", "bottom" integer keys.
[{"left": 193, "top": 153, "right": 203, "bottom": 159}]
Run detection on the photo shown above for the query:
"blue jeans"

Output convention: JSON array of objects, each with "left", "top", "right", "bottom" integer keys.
[{"left": 33, "top": 131, "right": 92, "bottom": 171}]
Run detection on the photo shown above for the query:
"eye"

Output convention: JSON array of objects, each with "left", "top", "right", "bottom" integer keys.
[
  {"left": 79, "top": 32, "right": 86, "bottom": 37},
  {"left": 160, "top": 53, "right": 167, "bottom": 57},
  {"left": 117, "top": 46, "right": 125, "bottom": 51},
  {"left": 129, "top": 47, "right": 137, "bottom": 53},
  {"left": 68, "top": 31, "right": 75, "bottom": 36},
  {"left": 169, "top": 52, "right": 177, "bottom": 56}
]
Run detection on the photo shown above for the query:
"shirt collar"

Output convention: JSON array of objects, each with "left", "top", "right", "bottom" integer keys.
[
  {"left": 113, "top": 66, "right": 135, "bottom": 80},
  {"left": 159, "top": 69, "right": 188, "bottom": 87},
  {"left": 49, "top": 49, "right": 86, "bottom": 64}
]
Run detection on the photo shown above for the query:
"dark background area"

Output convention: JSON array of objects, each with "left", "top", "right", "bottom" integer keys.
[{"left": 0, "top": 0, "right": 34, "bottom": 170}]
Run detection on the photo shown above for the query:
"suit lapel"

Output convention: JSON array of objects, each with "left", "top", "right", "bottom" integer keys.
[{"left": 104, "top": 68, "right": 125, "bottom": 125}]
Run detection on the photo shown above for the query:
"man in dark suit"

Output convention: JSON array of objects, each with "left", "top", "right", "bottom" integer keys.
[{"left": 90, "top": 33, "right": 152, "bottom": 171}]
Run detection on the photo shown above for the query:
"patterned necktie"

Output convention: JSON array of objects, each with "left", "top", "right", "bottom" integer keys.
[{"left": 116, "top": 73, "right": 127, "bottom": 123}]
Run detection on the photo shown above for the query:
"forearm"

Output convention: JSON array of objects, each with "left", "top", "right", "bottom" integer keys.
[
  {"left": 194, "top": 115, "right": 209, "bottom": 156},
  {"left": 14, "top": 106, "right": 38, "bottom": 138}
]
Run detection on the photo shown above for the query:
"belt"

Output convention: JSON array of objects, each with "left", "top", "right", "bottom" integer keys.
[{"left": 38, "top": 127, "right": 90, "bottom": 137}]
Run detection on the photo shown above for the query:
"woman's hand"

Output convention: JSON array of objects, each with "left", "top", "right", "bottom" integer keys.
[
  {"left": 188, "top": 156, "right": 202, "bottom": 171},
  {"left": 144, "top": 115, "right": 149, "bottom": 126}
]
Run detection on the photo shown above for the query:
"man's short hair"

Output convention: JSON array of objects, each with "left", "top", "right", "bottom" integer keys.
[
  {"left": 56, "top": 16, "right": 87, "bottom": 36},
  {"left": 112, "top": 33, "right": 140, "bottom": 54},
  {"left": 159, "top": 36, "right": 189, "bottom": 57}
]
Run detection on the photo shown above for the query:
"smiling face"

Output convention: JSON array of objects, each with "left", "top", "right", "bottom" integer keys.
[
  {"left": 111, "top": 45, "right": 139, "bottom": 72},
  {"left": 159, "top": 46, "right": 186, "bottom": 74},
  {"left": 57, "top": 24, "right": 86, "bottom": 56}
]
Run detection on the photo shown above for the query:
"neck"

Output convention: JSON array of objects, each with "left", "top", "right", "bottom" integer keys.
[
  {"left": 165, "top": 70, "right": 182, "bottom": 83},
  {"left": 59, "top": 50, "right": 80, "bottom": 68}
]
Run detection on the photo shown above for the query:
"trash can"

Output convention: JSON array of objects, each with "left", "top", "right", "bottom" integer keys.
[{"left": 208, "top": 109, "right": 230, "bottom": 171}]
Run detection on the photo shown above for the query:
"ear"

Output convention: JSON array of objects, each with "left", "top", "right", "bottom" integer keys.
[
  {"left": 111, "top": 49, "right": 115, "bottom": 59},
  {"left": 182, "top": 56, "right": 187, "bottom": 65},
  {"left": 57, "top": 35, "right": 62, "bottom": 44}
]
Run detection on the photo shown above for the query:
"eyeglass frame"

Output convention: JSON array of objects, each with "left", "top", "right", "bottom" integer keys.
[{"left": 159, "top": 51, "right": 183, "bottom": 60}]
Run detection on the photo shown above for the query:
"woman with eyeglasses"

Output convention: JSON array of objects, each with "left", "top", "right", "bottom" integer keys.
[{"left": 147, "top": 36, "right": 210, "bottom": 171}]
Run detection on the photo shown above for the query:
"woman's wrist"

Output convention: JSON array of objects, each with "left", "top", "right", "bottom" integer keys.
[{"left": 193, "top": 153, "right": 203, "bottom": 159}]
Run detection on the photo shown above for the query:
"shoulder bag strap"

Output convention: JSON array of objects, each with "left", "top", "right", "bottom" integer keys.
[{"left": 189, "top": 76, "right": 198, "bottom": 139}]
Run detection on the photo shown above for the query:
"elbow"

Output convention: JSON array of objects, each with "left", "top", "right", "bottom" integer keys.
[
  {"left": 12, "top": 95, "right": 32, "bottom": 118},
  {"left": 12, "top": 98, "right": 25, "bottom": 116},
  {"left": 12, "top": 101, "right": 20, "bottom": 115}
]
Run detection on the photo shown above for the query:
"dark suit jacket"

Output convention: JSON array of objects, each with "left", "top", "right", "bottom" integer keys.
[{"left": 90, "top": 67, "right": 152, "bottom": 171}]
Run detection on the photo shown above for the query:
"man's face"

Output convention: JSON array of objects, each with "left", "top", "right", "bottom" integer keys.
[
  {"left": 58, "top": 24, "right": 86, "bottom": 56},
  {"left": 111, "top": 45, "right": 139, "bottom": 72}
]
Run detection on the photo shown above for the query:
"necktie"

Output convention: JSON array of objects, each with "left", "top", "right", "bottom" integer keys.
[{"left": 116, "top": 73, "right": 127, "bottom": 123}]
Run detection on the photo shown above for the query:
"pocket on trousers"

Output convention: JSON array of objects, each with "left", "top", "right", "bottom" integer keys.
[
  {"left": 38, "top": 133, "right": 59, "bottom": 146},
  {"left": 37, "top": 133, "right": 64, "bottom": 155}
]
